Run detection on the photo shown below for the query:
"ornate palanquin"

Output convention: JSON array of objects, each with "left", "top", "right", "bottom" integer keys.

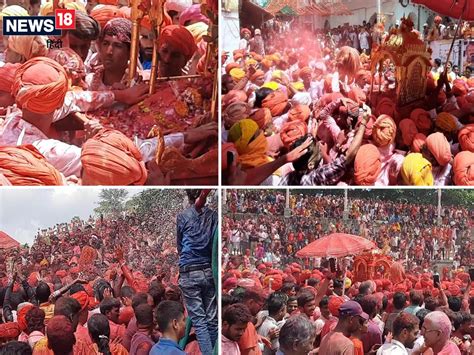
[
  {"left": 370, "top": 17, "right": 432, "bottom": 115},
  {"left": 353, "top": 252, "right": 393, "bottom": 283}
]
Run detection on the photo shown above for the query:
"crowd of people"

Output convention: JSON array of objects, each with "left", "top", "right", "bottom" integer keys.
[
  {"left": 221, "top": 190, "right": 474, "bottom": 355},
  {"left": 0, "top": 189, "right": 219, "bottom": 355},
  {"left": 221, "top": 15, "right": 474, "bottom": 186},
  {"left": 0, "top": 0, "right": 218, "bottom": 186}
]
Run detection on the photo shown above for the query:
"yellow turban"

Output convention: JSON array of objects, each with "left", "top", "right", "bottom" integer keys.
[
  {"left": 229, "top": 68, "right": 245, "bottom": 82},
  {"left": 291, "top": 82, "right": 305, "bottom": 91},
  {"left": 186, "top": 21, "right": 208, "bottom": 43},
  {"left": 272, "top": 70, "right": 283, "bottom": 80},
  {"left": 245, "top": 59, "right": 257, "bottom": 67},
  {"left": 40, "top": 259, "right": 49, "bottom": 266},
  {"left": 0, "top": 5, "right": 28, "bottom": 18},
  {"left": 435, "top": 112, "right": 457, "bottom": 133},
  {"left": 228, "top": 119, "right": 259, "bottom": 153},
  {"left": 8, "top": 36, "right": 48, "bottom": 61},
  {"left": 261, "top": 81, "right": 279, "bottom": 90},
  {"left": 401, "top": 153, "right": 434, "bottom": 186}
]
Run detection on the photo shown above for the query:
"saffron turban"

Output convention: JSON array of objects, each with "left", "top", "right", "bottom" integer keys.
[
  {"left": 0, "top": 145, "right": 64, "bottom": 186},
  {"left": 81, "top": 129, "right": 147, "bottom": 185},
  {"left": 262, "top": 91, "right": 288, "bottom": 117},
  {"left": 98, "top": 0, "right": 119, "bottom": 5},
  {"left": 225, "top": 62, "right": 240, "bottom": 74},
  {"left": 179, "top": 4, "right": 209, "bottom": 25},
  {"left": 12, "top": 57, "right": 69, "bottom": 114},
  {"left": 288, "top": 104, "right": 310, "bottom": 122},
  {"left": 0, "top": 5, "right": 28, "bottom": 18},
  {"left": 452, "top": 151, "right": 474, "bottom": 185},
  {"left": 17, "top": 303, "right": 34, "bottom": 332},
  {"left": 90, "top": 5, "right": 125, "bottom": 29},
  {"left": 0, "top": 63, "right": 21, "bottom": 93},
  {"left": 229, "top": 68, "right": 246, "bottom": 81},
  {"left": 186, "top": 21, "right": 209, "bottom": 44},
  {"left": 336, "top": 46, "right": 360, "bottom": 75},
  {"left": 223, "top": 101, "right": 250, "bottom": 129},
  {"left": 8, "top": 35, "right": 48, "bottom": 61},
  {"left": 401, "top": 153, "right": 434, "bottom": 186},
  {"left": 299, "top": 66, "right": 312, "bottom": 78},
  {"left": 410, "top": 108, "right": 432, "bottom": 135},
  {"left": 249, "top": 107, "right": 272, "bottom": 129},
  {"left": 458, "top": 124, "right": 474, "bottom": 152},
  {"left": 280, "top": 121, "right": 307, "bottom": 148},
  {"left": 411, "top": 133, "right": 427, "bottom": 153},
  {"left": 71, "top": 291, "right": 90, "bottom": 311},
  {"left": 228, "top": 119, "right": 259, "bottom": 153},
  {"left": 399, "top": 119, "right": 418, "bottom": 147},
  {"left": 250, "top": 70, "right": 265, "bottom": 82},
  {"left": 372, "top": 115, "right": 396, "bottom": 147},
  {"left": 40, "top": 0, "right": 86, "bottom": 16},
  {"left": 375, "top": 97, "right": 396, "bottom": 118},
  {"left": 452, "top": 79, "right": 468, "bottom": 97},
  {"left": 233, "top": 49, "right": 245, "bottom": 61},
  {"left": 328, "top": 296, "right": 345, "bottom": 317},
  {"left": 228, "top": 119, "right": 269, "bottom": 168},
  {"left": 348, "top": 86, "right": 366, "bottom": 104},
  {"left": 426, "top": 132, "right": 452, "bottom": 166},
  {"left": 436, "top": 112, "right": 457, "bottom": 133},
  {"left": 160, "top": 25, "right": 198, "bottom": 62},
  {"left": 354, "top": 144, "right": 381, "bottom": 185},
  {"left": 222, "top": 90, "right": 247, "bottom": 108}
]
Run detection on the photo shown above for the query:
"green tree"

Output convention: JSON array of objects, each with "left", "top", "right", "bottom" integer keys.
[
  {"left": 94, "top": 189, "right": 129, "bottom": 217},
  {"left": 126, "top": 189, "right": 184, "bottom": 217}
]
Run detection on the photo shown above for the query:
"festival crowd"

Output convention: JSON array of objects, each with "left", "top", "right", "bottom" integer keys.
[
  {"left": 0, "top": 0, "right": 218, "bottom": 186},
  {"left": 221, "top": 191, "right": 474, "bottom": 355},
  {"left": 0, "top": 190, "right": 218, "bottom": 355},
  {"left": 221, "top": 15, "right": 474, "bottom": 186}
]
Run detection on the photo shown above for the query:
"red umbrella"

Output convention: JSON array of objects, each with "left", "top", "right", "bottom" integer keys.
[
  {"left": 412, "top": 0, "right": 474, "bottom": 21},
  {"left": 295, "top": 233, "right": 376, "bottom": 258}
]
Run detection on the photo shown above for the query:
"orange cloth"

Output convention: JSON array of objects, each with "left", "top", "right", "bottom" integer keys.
[
  {"left": 351, "top": 337, "right": 365, "bottom": 355},
  {"left": 399, "top": 118, "right": 418, "bottom": 146},
  {"left": 299, "top": 66, "right": 312, "bottom": 78},
  {"left": 0, "top": 145, "right": 64, "bottom": 185},
  {"left": 288, "top": 104, "right": 310, "bottom": 122},
  {"left": 262, "top": 91, "right": 288, "bottom": 117},
  {"left": 372, "top": 114, "right": 396, "bottom": 147},
  {"left": 425, "top": 132, "right": 451, "bottom": 166},
  {"left": 354, "top": 144, "right": 381, "bottom": 185},
  {"left": 280, "top": 121, "right": 307, "bottom": 148},
  {"left": 410, "top": 108, "right": 433, "bottom": 135},
  {"left": 90, "top": 5, "right": 124, "bottom": 29},
  {"left": 249, "top": 108, "right": 272, "bottom": 129},
  {"left": 71, "top": 291, "right": 89, "bottom": 311},
  {"left": 12, "top": 57, "right": 69, "bottom": 114},
  {"left": 17, "top": 304, "right": 34, "bottom": 331},
  {"left": 81, "top": 129, "right": 147, "bottom": 185},
  {"left": 458, "top": 124, "right": 474, "bottom": 152},
  {"left": 452, "top": 151, "right": 474, "bottom": 185},
  {"left": 160, "top": 25, "right": 197, "bottom": 62},
  {"left": 411, "top": 133, "right": 427, "bottom": 153},
  {"left": 238, "top": 322, "right": 262, "bottom": 355},
  {"left": 0, "top": 63, "right": 21, "bottom": 93}
]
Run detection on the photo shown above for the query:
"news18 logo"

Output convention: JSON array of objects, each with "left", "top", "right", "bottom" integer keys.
[{"left": 2, "top": 9, "right": 76, "bottom": 36}]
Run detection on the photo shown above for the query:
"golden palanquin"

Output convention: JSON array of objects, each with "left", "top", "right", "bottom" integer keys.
[
  {"left": 370, "top": 18, "right": 432, "bottom": 109},
  {"left": 353, "top": 252, "right": 393, "bottom": 283}
]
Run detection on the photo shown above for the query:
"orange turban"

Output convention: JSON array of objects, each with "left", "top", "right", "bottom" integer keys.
[
  {"left": 288, "top": 104, "right": 310, "bottom": 122},
  {"left": 280, "top": 121, "right": 307, "bottom": 148},
  {"left": 299, "top": 66, "right": 312, "bottom": 78},
  {"left": 375, "top": 97, "right": 396, "bottom": 119},
  {"left": 160, "top": 25, "right": 198, "bottom": 62},
  {"left": 348, "top": 86, "right": 366, "bottom": 104},
  {"left": 249, "top": 108, "right": 272, "bottom": 129},
  {"left": 328, "top": 296, "right": 345, "bottom": 317},
  {"left": 225, "top": 62, "right": 240, "bottom": 74},
  {"left": 90, "top": 5, "right": 125, "bottom": 29},
  {"left": 250, "top": 69, "right": 264, "bottom": 82},
  {"left": 262, "top": 91, "right": 288, "bottom": 117},
  {"left": 452, "top": 79, "right": 468, "bottom": 97},
  {"left": 467, "top": 78, "right": 474, "bottom": 88},
  {"left": 71, "top": 291, "right": 90, "bottom": 311},
  {"left": 98, "top": 0, "right": 118, "bottom": 5},
  {"left": 17, "top": 303, "right": 34, "bottom": 331},
  {"left": 426, "top": 132, "right": 452, "bottom": 166},
  {"left": 0, "top": 145, "right": 64, "bottom": 185},
  {"left": 261, "top": 58, "right": 272, "bottom": 69},
  {"left": 410, "top": 108, "right": 433, "bottom": 135},
  {"left": 81, "top": 129, "right": 147, "bottom": 185},
  {"left": 12, "top": 57, "right": 69, "bottom": 114},
  {"left": 399, "top": 119, "right": 418, "bottom": 146},
  {"left": 411, "top": 133, "right": 427, "bottom": 153},
  {"left": 224, "top": 101, "right": 250, "bottom": 129},
  {"left": 222, "top": 90, "right": 247, "bottom": 108},
  {"left": 458, "top": 124, "right": 474, "bottom": 152},
  {"left": 8, "top": 35, "right": 48, "bottom": 61},
  {"left": 436, "top": 112, "right": 457, "bottom": 133},
  {"left": 372, "top": 115, "right": 396, "bottom": 147},
  {"left": 0, "top": 63, "right": 21, "bottom": 93},
  {"left": 354, "top": 144, "right": 381, "bottom": 185},
  {"left": 452, "top": 151, "right": 474, "bottom": 185}
]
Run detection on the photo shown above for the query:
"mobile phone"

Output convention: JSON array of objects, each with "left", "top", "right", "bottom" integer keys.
[
  {"left": 227, "top": 151, "right": 234, "bottom": 167},
  {"left": 329, "top": 258, "right": 336, "bottom": 273},
  {"left": 469, "top": 268, "right": 474, "bottom": 281},
  {"left": 433, "top": 274, "right": 440, "bottom": 287}
]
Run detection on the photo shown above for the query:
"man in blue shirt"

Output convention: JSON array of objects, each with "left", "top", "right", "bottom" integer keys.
[
  {"left": 150, "top": 300, "right": 186, "bottom": 355},
  {"left": 176, "top": 190, "right": 218, "bottom": 355}
]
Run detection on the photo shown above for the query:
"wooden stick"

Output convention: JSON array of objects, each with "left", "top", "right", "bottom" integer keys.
[{"left": 155, "top": 74, "right": 202, "bottom": 81}]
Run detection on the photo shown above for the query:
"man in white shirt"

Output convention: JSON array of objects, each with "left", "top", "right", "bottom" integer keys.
[
  {"left": 377, "top": 312, "right": 419, "bottom": 355},
  {"left": 239, "top": 28, "right": 251, "bottom": 51},
  {"left": 257, "top": 292, "right": 287, "bottom": 355}
]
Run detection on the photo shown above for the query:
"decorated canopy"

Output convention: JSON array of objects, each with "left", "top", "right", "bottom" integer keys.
[
  {"left": 0, "top": 231, "right": 20, "bottom": 249},
  {"left": 295, "top": 233, "right": 377, "bottom": 258},
  {"left": 412, "top": 0, "right": 474, "bottom": 21}
]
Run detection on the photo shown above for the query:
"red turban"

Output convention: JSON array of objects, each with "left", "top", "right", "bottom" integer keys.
[
  {"left": 263, "top": 273, "right": 283, "bottom": 291},
  {"left": 452, "top": 79, "right": 468, "bottom": 97},
  {"left": 399, "top": 119, "right": 418, "bottom": 146},
  {"left": 222, "top": 90, "right": 247, "bottom": 108},
  {"left": 98, "top": 0, "right": 118, "bottom": 5},
  {"left": 223, "top": 277, "right": 238, "bottom": 289},
  {"left": 90, "top": 5, "right": 125, "bottom": 29},
  {"left": 328, "top": 296, "right": 345, "bottom": 317},
  {"left": 453, "top": 151, "right": 474, "bottom": 185},
  {"left": 249, "top": 108, "right": 272, "bottom": 129},
  {"left": 458, "top": 124, "right": 474, "bottom": 152},
  {"left": 0, "top": 145, "right": 64, "bottom": 185},
  {"left": 280, "top": 121, "right": 307, "bottom": 148},
  {"left": 241, "top": 28, "right": 251, "bottom": 37},
  {"left": 348, "top": 86, "right": 366, "bottom": 104},
  {"left": 354, "top": 144, "right": 381, "bottom": 185},
  {"left": 160, "top": 25, "right": 198, "bottom": 62},
  {"left": 71, "top": 291, "right": 89, "bottom": 311},
  {"left": 411, "top": 133, "right": 427, "bottom": 153},
  {"left": 288, "top": 104, "right": 310, "bottom": 122},
  {"left": 0, "top": 63, "right": 21, "bottom": 93},
  {"left": 372, "top": 115, "right": 396, "bottom": 147},
  {"left": 17, "top": 304, "right": 34, "bottom": 331},
  {"left": 262, "top": 91, "right": 288, "bottom": 117},
  {"left": 55, "top": 270, "right": 67, "bottom": 278},
  {"left": 12, "top": 57, "right": 69, "bottom": 114},
  {"left": 410, "top": 108, "right": 433, "bottom": 135},
  {"left": 448, "top": 284, "right": 461, "bottom": 296},
  {"left": 426, "top": 132, "right": 451, "bottom": 166},
  {"left": 0, "top": 322, "right": 21, "bottom": 341},
  {"left": 375, "top": 98, "right": 396, "bottom": 119},
  {"left": 81, "top": 129, "right": 147, "bottom": 185}
]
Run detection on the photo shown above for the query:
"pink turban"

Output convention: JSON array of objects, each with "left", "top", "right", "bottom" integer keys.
[
  {"left": 179, "top": 4, "right": 209, "bottom": 26},
  {"left": 452, "top": 151, "right": 474, "bottom": 185},
  {"left": 425, "top": 132, "right": 452, "bottom": 166},
  {"left": 458, "top": 124, "right": 474, "bottom": 152},
  {"left": 410, "top": 108, "right": 433, "bottom": 135},
  {"left": 411, "top": 133, "right": 427, "bottom": 153}
]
